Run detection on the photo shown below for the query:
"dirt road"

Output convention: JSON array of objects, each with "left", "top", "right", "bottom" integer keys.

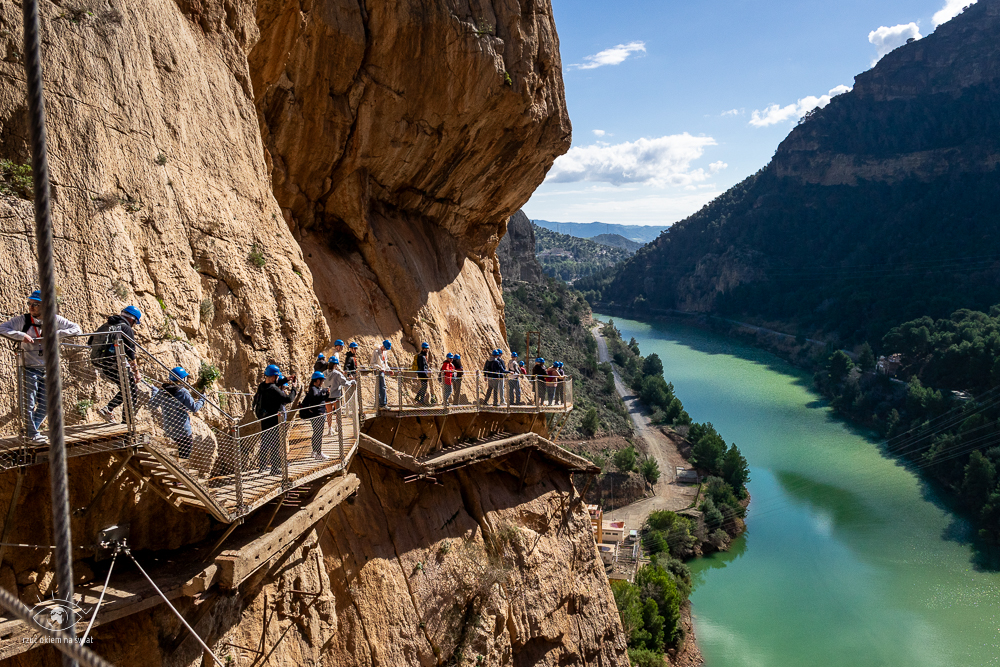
[{"left": 592, "top": 325, "right": 698, "bottom": 529}]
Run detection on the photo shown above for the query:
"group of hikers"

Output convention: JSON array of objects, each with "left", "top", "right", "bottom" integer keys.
[{"left": 2, "top": 291, "right": 569, "bottom": 479}]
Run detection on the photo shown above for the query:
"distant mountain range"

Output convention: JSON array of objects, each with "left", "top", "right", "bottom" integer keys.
[
  {"left": 583, "top": 0, "right": 1000, "bottom": 345},
  {"left": 591, "top": 233, "right": 642, "bottom": 253},
  {"left": 532, "top": 220, "right": 666, "bottom": 244}
]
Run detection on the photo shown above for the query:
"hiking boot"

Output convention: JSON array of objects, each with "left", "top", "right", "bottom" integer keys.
[
  {"left": 313, "top": 452, "right": 329, "bottom": 461},
  {"left": 30, "top": 433, "right": 48, "bottom": 443},
  {"left": 98, "top": 407, "right": 115, "bottom": 423}
]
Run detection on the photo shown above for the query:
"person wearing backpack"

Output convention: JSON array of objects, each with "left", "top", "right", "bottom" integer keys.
[
  {"left": 252, "top": 364, "right": 298, "bottom": 474},
  {"left": 323, "top": 356, "right": 355, "bottom": 433},
  {"left": 313, "top": 353, "right": 328, "bottom": 373},
  {"left": 299, "top": 371, "right": 330, "bottom": 460},
  {"left": 439, "top": 353, "right": 456, "bottom": 405},
  {"left": 483, "top": 349, "right": 505, "bottom": 407},
  {"left": 149, "top": 366, "right": 205, "bottom": 458},
  {"left": 0, "top": 290, "right": 82, "bottom": 442},
  {"left": 415, "top": 342, "right": 431, "bottom": 405},
  {"left": 531, "top": 358, "right": 546, "bottom": 406},
  {"left": 90, "top": 306, "right": 142, "bottom": 424}
]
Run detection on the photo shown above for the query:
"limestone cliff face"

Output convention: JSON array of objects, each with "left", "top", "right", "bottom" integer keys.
[
  {"left": 249, "top": 0, "right": 570, "bottom": 356},
  {"left": 496, "top": 211, "right": 544, "bottom": 284}
]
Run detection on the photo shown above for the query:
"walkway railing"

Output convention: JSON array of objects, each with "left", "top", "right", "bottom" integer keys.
[
  {"left": 1, "top": 333, "right": 140, "bottom": 469},
  {"left": 0, "top": 333, "right": 360, "bottom": 522},
  {"left": 355, "top": 369, "right": 573, "bottom": 419}
]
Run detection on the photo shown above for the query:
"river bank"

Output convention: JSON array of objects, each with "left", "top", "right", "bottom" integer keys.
[{"left": 604, "top": 314, "right": 1000, "bottom": 667}]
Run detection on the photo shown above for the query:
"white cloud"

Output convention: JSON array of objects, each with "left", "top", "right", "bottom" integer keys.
[
  {"left": 868, "top": 23, "right": 921, "bottom": 65},
  {"left": 749, "top": 85, "right": 852, "bottom": 128},
  {"left": 721, "top": 109, "right": 744, "bottom": 117},
  {"left": 933, "top": 0, "right": 976, "bottom": 26},
  {"left": 572, "top": 41, "right": 646, "bottom": 70},
  {"left": 709, "top": 161, "right": 728, "bottom": 173},
  {"left": 592, "top": 129, "right": 606, "bottom": 137},
  {"left": 545, "top": 134, "right": 720, "bottom": 187}
]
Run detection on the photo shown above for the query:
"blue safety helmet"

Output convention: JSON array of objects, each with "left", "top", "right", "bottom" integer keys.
[
  {"left": 512, "top": 352, "right": 518, "bottom": 358},
  {"left": 122, "top": 305, "right": 142, "bottom": 322},
  {"left": 169, "top": 366, "right": 189, "bottom": 381},
  {"left": 330, "top": 354, "right": 340, "bottom": 364},
  {"left": 492, "top": 349, "right": 501, "bottom": 356},
  {"left": 334, "top": 339, "right": 344, "bottom": 346},
  {"left": 317, "top": 353, "right": 325, "bottom": 360},
  {"left": 519, "top": 360, "right": 525, "bottom": 366},
  {"left": 382, "top": 339, "right": 392, "bottom": 350},
  {"left": 446, "top": 352, "right": 454, "bottom": 359},
  {"left": 264, "top": 364, "right": 281, "bottom": 377},
  {"left": 311, "top": 371, "right": 326, "bottom": 381},
  {"left": 421, "top": 342, "right": 429, "bottom": 349},
  {"left": 536, "top": 358, "right": 545, "bottom": 363},
  {"left": 454, "top": 353, "right": 461, "bottom": 360},
  {"left": 27, "top": 290, "right": 42, "bottom": 303},
  {"left": 348, "top": 341, "right": 358, "bottom": 348}
]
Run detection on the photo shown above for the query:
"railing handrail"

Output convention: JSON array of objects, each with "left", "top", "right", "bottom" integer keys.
[{"left": 237, "top": 383, "right": 358, "bottom": 434}]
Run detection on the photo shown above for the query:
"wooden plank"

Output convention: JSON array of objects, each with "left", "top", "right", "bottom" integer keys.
[{"left": 216, "top": 473, "right": 359, "bottom": 590}]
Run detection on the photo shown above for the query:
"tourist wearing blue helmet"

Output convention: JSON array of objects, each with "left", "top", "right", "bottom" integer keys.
[
  {"left": 0, "top": 290, "right": 82, "bottom": 442},
  {"left": 314, "top": 353, "right": 328, "bottom": 373},
  {"left": 344, "top": 341, "right": 359, "bottom": 378},
  {"left": 506, "top": 350, "right": 522, "bottom": 404},
  {"left": 531, "top": 358, "right": 546, "bottom": 405},
  {"left": 483, "top": 349, "right": 506, "bottom": 407},
  {"left": 252, "top": 364, "right": 298, "bottom": 474},
  {"left": 452, "top": 353, "right": 464, "bottom": 405},
  {"left": 333, "top": 339, "right": 345, "bottom": 361},
  {"left": 322, "top": 355, "right": 355, "bottom": 433},
  {"left": 440, "top": 353, "right": 456, "bottom": 405},
  {"left": 149, "top": 366, "right": 205, "bottom": 458},
  {"left": 299, "top": 371, "right": 331, "bottom": 460},
  {"left": 555, "top": 362, "right": 567, "bottom": 405},
  {"left": 414, "top": 342, "right": 431, "bottom": 405},
  {"left": 91, "top": 306, "right": 143, "bottom": 424},
  {"left": 371, "top": 340, "right": 393, "bottom": 407}
]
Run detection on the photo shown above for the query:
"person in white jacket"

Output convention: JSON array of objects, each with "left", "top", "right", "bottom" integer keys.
[
  {"left": 0, "top": 290, "right": 82, "bottom": 442},
  {"left": 370, "top": 340, "right": 393, "bottom": 407}
]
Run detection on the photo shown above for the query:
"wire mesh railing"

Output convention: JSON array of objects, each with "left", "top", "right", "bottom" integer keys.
[
  {"left": 0, "top": 332, "right": 361, "bottom": 522},
  {"left": 354, "top": 368, "right": 573, "bottom": 418},
  {"left": 1, "top": 333, "right": 141, "bottom": 469}
]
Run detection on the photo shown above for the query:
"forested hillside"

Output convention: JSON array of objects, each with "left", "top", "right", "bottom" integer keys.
[
  {"left": 588, "top": 0, "right": 1000, "bottom": 346},
  {"left": 534, "top": 224, "right": 632, "bottom": 282}
]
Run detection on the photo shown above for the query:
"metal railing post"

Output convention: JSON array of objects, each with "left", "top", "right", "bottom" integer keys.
[
  {"left": 15, "top": 350, "right": 25, "bottom": 441},
  {"left": 280, "top": 413, "right": 290, "bottom": 489},
  {"left": 232, "top": 424, "right": 244, "bottom": 514},
  {"left": 114, "top": 335, "right": 135, "bottom": 434},
  {"left": 476, "top": 371, "right": 482, "bottom": 405},
  {"left": 397, "top": 372, "right": 403, "bottom": 410},
  {"left": 337, "top": 407, "right": 344, "bottom": 463}
]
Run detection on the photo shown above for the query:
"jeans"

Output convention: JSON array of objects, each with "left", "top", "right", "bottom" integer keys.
[
  {"left": 22, "top": 367, "right": 46, "bottom": 437},
  {"left": 416, "top": 375, "right": 429, "bottom": 405},
  {"left": 535, "top": 379, "right": 545, "bottom": 405},
  {"left": 453, "top": 378, "right": 462, "bottom": 404},
  {"left": 555, "top": 381, "right": 564, "bottom": 404},
  {"left": 508, "top": 377, "right": 521, "bottom": 404},
  {"left": 310, "top": 415, "right": 325, "bottom": 455},
  {"left": 377, "top": 374, "right": 387, "bottom": 407},
  {"left": 484, "top": 378, "right": 501, "bottom": 406},
  {"left": 546, "top": 385, "right": 556, "bottom": 405},
  {"left": 443, "top": 384, "right": 453, "bottom": 404},
  {"left": 259, "top": 415, "right": 282, "bottom": 474}
]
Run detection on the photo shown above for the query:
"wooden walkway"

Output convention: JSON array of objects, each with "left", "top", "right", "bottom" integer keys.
[{"left": 0, "top": 422, "right": 136, "bottom": 469}]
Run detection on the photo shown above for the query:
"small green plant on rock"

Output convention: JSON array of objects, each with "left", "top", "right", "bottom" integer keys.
[
  {"left": 503, "top": 72, "right": 512, "bottom": 86},
  {"left": 0, "top": 159, "right": 32, "bottom": 199},
  {"left": 197, "top": 362, "right": 221, "bottom": 391},
  {"left": 248, "top": 243, "right": 266, "bottom": 268},
  {"left": 93, "top": 192, "right": 119, "bottom": 212},
  {"left": 474, "top": 17, "right": 494, "bottom": 35},
  {"left": 111, "top": 279, "right": 129, "bottom": 300},
  {"left": 155, "top": 152, "right": 168, "bottom": 166},
  {"left": 75, "top": 399, "right": 94, "bottom": 417},
  {"left": 199, "top": 298, "right": 214, "bottom": 322}
]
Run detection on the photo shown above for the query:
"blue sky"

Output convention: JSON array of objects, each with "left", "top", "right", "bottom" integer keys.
[{"left": 522, "top": 0, "right": 974, "bottom": 227}]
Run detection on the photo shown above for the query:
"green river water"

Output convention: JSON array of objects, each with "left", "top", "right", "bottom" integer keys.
[{"left": 596, "top": 315, "right": 1000, "bottom": 667}]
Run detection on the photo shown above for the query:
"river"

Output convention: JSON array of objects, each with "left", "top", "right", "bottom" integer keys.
[{"left": 595, "top": 315, "right": 1000, "bottom": 667}]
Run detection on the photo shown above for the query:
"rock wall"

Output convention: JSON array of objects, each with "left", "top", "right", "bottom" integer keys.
[{"left": 496, "top": 210, "right": 544, "bottom": 284}]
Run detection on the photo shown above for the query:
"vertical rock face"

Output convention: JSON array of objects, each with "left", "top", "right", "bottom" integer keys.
[
  {"left": 496, "top": 210, "right": 544, "bottom": 284},
  {"left": 249, "top": 0, "right": 570, "bottom": 354}
]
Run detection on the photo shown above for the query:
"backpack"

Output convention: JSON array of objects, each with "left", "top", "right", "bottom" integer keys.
[
  {"left": 252, "top": 385, "right": 266, "bottom": 419},
  {"left": 87, "top": 319, "right": 119, "bottom": 367},
  {"left": 410, "top": 354, "right": 419, "bottom": 372}
]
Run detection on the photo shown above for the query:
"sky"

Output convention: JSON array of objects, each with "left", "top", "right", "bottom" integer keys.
[{"left": 522, "top": 0, "right": 976, "bottom": 227}]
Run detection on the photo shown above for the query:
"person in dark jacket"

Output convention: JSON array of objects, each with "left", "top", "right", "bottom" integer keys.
[
  {"left": 344, "top": 342, "right": 359, "bottom": 378},
  {"left": 532, "top": 358, "right": 546, "bottom": 405},
  {"left": 91, "top": 306, "right": 142, "bottom": 424},
  {"left": 415, "top": 342, "right": 431, "bottom": 405},
  {"left": 452, "top": 353, "right": 464, "bottom": 405},
  {"left": 299, "top": 371, "right": 330, "bottom": 460},
  {"left": 149, "top": 366, "right": 205, "bottom": 458},
  {"left": 254, "top": 364, "right": 297, "bottom": 475},
  {"left": 483, "top": 349, "right": 505, "bottom": 406},
  {"left": 313, "top": 353, "right": 328, "bottom": 373}
]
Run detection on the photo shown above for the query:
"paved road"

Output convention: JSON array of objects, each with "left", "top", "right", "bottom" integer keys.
[{"left": 592, "top": 325, "right": 697, "bottom": 530}]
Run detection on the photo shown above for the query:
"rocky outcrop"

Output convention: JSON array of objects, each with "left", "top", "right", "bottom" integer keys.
[
  {"left": 496, "top": 210, "right": 544, "bottom": 284},
  {"left": 249, "top": 0, "right": 570, "bottom": 355}
]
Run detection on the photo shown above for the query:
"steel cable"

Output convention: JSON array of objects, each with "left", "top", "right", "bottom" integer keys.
[{"left": 20, "top": 1, "right": 78, "bottom": 666}]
